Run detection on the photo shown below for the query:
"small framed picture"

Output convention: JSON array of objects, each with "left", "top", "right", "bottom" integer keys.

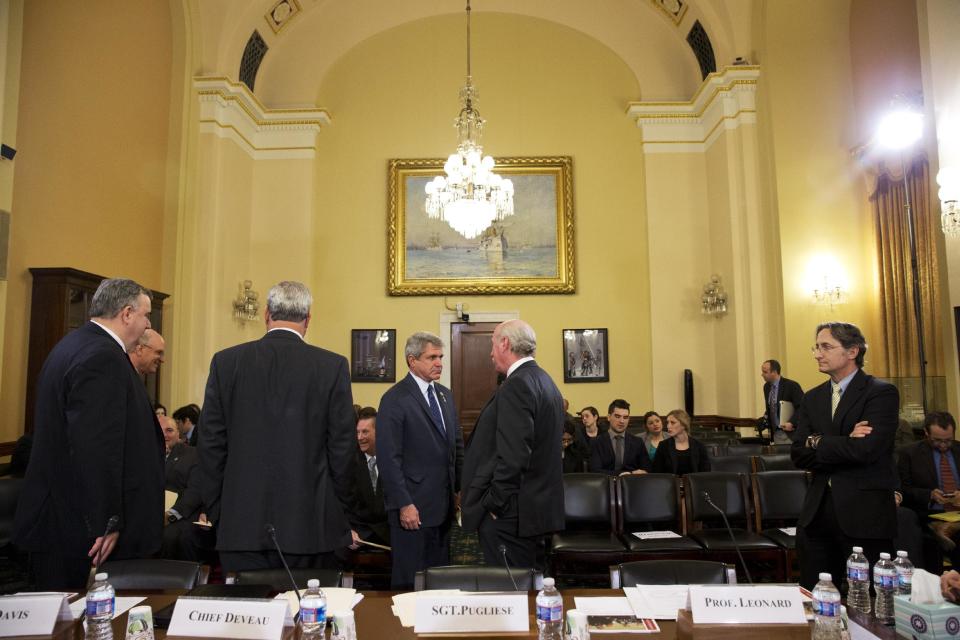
[
  {"left": 351, "top": 329, "right": 396, "bottom": 382},
  {"left": 562, "top": 329, "right": 609, "bottom": 383}
]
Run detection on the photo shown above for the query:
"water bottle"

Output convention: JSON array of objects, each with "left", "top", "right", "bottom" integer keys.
[
  {"left": 299, "top": 579, "right": 326, "bottom": 638},
  {"left": 85, "top": 572, "right": 115, "bottom": 640},
  {"left": 845, "top": 546, "right": 871, "bottom": 614},
  {"left": 811, "top": 572, "right": 842, "bottom": 640},
  {"left": 535, "top": 577, "right": 563, "bottom": 640},
  {"left": 894, "top": 550, "right": 914, "bottom": 596},
  {"left": 873, "top": 552, "right": 897, "bottom": 625}
]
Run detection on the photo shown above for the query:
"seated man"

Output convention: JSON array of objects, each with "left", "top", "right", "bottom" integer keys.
[
  {"left": 589, "top": 399, "right": 650, "bottom": 476},
  {"left": 349, "top": 407, "right": 389, "bottom": 547},
  {"left": 173, "top": 404, "right": 200, "bottom": 446},
  {"left": 160, "top": 416, "right": 203, "bottom": 560}
]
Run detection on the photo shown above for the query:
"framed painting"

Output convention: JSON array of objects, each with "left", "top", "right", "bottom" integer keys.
[
  {"left": 387, "top": 156, "right": 575, "bottom": 295},
  {"left": 563, "top": 328, "right": 609, "bottom": 383},
  {"left": 351, "top": 329, "right": 396, "bottom": 383}
]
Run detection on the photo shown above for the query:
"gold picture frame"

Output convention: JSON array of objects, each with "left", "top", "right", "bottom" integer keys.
[{"left": 387, "top": 156, "right": 575, "bottom": 296}]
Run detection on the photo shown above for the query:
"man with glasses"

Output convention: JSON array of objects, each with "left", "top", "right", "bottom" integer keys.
[
  {"left": 128, "top": 328, "right": 165, "bottom": 377},
  {"left": 791, "top": 322, "right": 900, "bottom": 590}
]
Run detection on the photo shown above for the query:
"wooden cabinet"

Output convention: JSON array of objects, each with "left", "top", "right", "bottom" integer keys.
[{"left": 25, "top": 268, "right": 168, "bottom": 433}]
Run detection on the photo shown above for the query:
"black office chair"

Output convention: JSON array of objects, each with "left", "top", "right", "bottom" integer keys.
[
  {"left": 618, "top": 474, "right": 702, "bottom": 559},
  {"left": 755, "top": 454, "right": 794, "bottom": 471},
  {"left": 414, "top": 565, "right": 543, "bottom": 591},
  {"left": 235, "top": 568, "right": 350, "bottom": 590},
  {"left": 724, "top": 443, "right": 764, "bottom": 457},
  {"left": 752, "top": 470, "right": 808, "bottom": 579},
  {"left": 98, "top": 559, "right": 203, "bottom": 590},
  {"left": 709, "top": 455, "right": 753, "bottom": 474},
  {"left": 610, "top": 559, "right": 733, "bottom": 588}
]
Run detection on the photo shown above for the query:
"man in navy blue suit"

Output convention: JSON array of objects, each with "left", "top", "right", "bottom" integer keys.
[
  {"left": 377, "top": 332, "right": 464, "bottom": 589},
  {"left": 589, "top": 399, "right": 651, "bottom": 475}
]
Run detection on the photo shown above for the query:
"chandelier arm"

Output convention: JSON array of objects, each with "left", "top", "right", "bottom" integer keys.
[{"left": 466, "top": 0, "right": 472, "bottom": 79}]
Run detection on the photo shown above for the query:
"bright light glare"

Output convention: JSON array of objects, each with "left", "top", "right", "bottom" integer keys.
[{"left": 877, "top": 109, "right": 923, "bottom": 149}]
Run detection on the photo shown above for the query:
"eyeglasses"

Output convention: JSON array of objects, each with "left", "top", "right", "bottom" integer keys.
[
  {"left": 811, "top": 343, "right": 841, "bottom": 354},
  {"left": 930, "top": 437, "right": 954, "bottom": 446}
]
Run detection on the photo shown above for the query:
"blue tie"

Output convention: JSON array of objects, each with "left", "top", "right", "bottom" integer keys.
[{"left": 427, "top": 385, "right": 445, "bottom": 435}]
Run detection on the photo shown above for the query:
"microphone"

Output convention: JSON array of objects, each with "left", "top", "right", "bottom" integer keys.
[
  {"left": 701, "top": 491, "right": 753, "bottom": 584},
  {"left": 265, "top": 524, "right": 303, "bottom": 614},
  {"left": 93, "top": 515, "right": 120, "bottom": 576},
  {"left": 498, "top": 544, "right": 521, "bottom": 591}
]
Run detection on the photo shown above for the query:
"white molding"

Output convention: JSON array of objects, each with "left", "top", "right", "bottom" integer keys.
[
  {"left": 437, "top": 311, "right": 519, "bottom": 389},
  {"left": 626, "top": 66, "right": 760, "bottom": 153},
  {"left": 194, "top": 76, "right": 331, "bottom": 159}
]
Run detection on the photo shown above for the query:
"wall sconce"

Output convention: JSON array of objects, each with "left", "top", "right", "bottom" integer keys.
[
  {"left": 233, "top": 280, "right": 260, "bottom": 321},
  {"left": 937, "top": 166, "right": 960, "bottom": 237},
  {"left": 701, "top": 274, "right": 728, "bottom": 317},
  {"left": 812, "top": 276, "right": 846, "bottom": 309}
]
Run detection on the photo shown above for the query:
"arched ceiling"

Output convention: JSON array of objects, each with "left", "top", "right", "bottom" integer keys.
[{"left": 190, "top": 0, "right": 755, "bottom": 107}]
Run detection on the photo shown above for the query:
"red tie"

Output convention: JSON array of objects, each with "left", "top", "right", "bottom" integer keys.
[{"left": 940, "top": 454, "right": 959, "bottom": 511}]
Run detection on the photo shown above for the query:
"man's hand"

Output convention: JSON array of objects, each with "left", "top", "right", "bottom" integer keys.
[
  {"left": 781, "top": 422, "right": 795, "bottom": 432},
  {"left": 943, "top": 570, "right": 960, "bottom": 602},
  {"left": 932, "top": 488, "right": 952, "bottom": 506},
  {"left": 400, "top": 504, "right": 420, "bottom": 530},
  {"left": 87, "top": 531, "right": 119, "bottom": 565},
  {"left": 349, "top": 529, "right": 361, "bottom": 550},
  {"left": 849, "top": 420, "right": 872, "bottom": 438}
]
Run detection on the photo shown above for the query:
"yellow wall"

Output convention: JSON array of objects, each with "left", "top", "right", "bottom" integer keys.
[{"left": 0, "top": 1, "right": 173, "bottom": 441}]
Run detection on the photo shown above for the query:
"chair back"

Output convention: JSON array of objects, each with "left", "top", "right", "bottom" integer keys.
[
  {"left": 415, "top": 565, "right": 543, "bottom": 591},
  {"left": 724, "top": 443, "right": 764, "bottom": 457},
  {"left": 235, "top": 568, "right": 347, "bottom": 590},
  {"left": 99, "top": 559, "right": 201, "bottom": 590},
  {"left": 755, "top": 454, "right": 794, "bottom": 471},
  {"left": 0, "top": 478, "right": 23, "bottom": 547},
  {"left": 702, "top": 443, "right": 723, "bottom": 458},
  {"left": 611, "top": 560, "right": 732, "bottom": 588},
  {"left": 709, "top": 455, "right": 753, "bottom": 474},
  {"left": 619, "top": 474, "right": 682, "bottom": 532},
  {"left": 683, "top": 472, "right": 751, "bottom": 528},
  {"left": 563, "top": 473, "right": 615, "bottom": 530},
  {"left": 752, "top": 470, "right": 808, "bottom": 529}
]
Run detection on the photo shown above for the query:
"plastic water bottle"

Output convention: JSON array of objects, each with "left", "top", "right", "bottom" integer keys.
[
  {"left": 894, "top": 550, "right": 914, "bottom": 596},
  {"left": 85, "top": 572, "right": 115, "bottom": 639},
  {"left": 535, "top": 577, "right": 563, "bottom": 640},
  {"left": 299, "top": 579, "right": 326, "bottom": 638},
  {"left": 873, "top": 552, "right": 897, "bottom": 625},
  {"left": 846, "top": 546, "right": 871, "bottom": 614},
  {"left": 811, "top": 572, "right": 842, "bottom": 640}
]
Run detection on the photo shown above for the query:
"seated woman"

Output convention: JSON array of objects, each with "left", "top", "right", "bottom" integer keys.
[
  {"left": 640, "top": 411, "right": 667, "bottom": 461},
  {"left": 578, "top": 406, "right": 601, "bottom": 445},
  {"left": 561, "top": 422, "right": 587, "bottom": 473},
  {"left": 652, "top": 409, "right": 711, "bottom": 475}
]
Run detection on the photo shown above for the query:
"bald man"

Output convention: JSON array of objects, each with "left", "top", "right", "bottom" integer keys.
[{"left": 129, "top": 329, "right": 165, "bottom": 376}]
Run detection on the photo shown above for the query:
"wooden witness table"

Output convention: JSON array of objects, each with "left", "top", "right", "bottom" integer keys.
[{"left": 30, "top": 589, "right": 898, "bottom": 640}]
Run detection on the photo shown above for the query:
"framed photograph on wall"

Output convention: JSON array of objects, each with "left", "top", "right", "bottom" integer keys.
[
  {"left": 351, "top": 329, "right": 396, "bottom": 382},
  {"left": 563, "top": 328, "right": 609, "bottom": 383}
]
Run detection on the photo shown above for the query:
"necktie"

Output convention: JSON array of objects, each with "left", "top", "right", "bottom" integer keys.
[
  {"left": 614, "top": 435, "right": 625, "bottom": 472},
  {"left": 940, "top": 453, "right": 959, "bottom": 511},
  {"left": 768, "top": 384, "right": 779, "bottom": 427},
  {"left": 427, "top": 385, "right": 445, "bottom": 434},
  {"left": 831, "top": 383, "right": 842, "bottom": 418},
  {"left": 368, "top": 455, "right": 378, "bottom": 490}
]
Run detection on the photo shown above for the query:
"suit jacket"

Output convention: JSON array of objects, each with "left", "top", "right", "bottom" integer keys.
[
  {"left": 763, "top": 376, "right": 805, "bottom": 430},
  {"left": 376, "top": 373, "right": 463, "bottom": 528},
  {"left": 651, "top": 437, "right": 711, "bottom": 474},
  {"left": 13, "top": 322, "right": 165, "bottom": 558},
  {"left": 197, "top": 329, "right": 357, "bottom": 553},
  {"left": 349, "top": 448, "right": 389, "bottom": 544},
  {"left": 165, "top": 442, "right": 201, "bottom": 520},
  {"left": 588, "top": 431, "right": 651, "bottom": 475},
  {"left": 791, "top": 369, "right": 900, "bottom": 539},
  {"left": 898, "top": 439, "right": 960, "bottom": 514},
  {"left": 461, "top": 360, "right": 565, "bottom": 537}
]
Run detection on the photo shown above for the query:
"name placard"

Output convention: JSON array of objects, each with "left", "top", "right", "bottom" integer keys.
[
  {"left": 167, "top": 597, "right": 289, "bottom": 640},
  {"left": 414, "top": 593, "right": 529, "bottom": 634},
  {"left": 689, "top": 586, "right": 806, "bottom": 624},
  {"left": 0, "top": 594, "right": 69, "bottom": 637}
]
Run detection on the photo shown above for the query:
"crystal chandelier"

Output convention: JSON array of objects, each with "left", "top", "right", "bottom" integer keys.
[
  {"left": 424, "top": 0, "right": 513, "bottom": 239},
  {"left": 937, "top": 166, "right": 960, "bottom": 237},
  {"left": 701, "top": 275, "right": 728, "bottom": 317}
]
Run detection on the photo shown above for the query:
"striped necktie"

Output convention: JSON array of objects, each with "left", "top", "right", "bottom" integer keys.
[{"left": 830, "top": 382, "right": 842, "bottom": 418}]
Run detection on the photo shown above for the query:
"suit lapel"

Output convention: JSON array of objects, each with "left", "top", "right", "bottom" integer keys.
[
  {"left": 402, "top": 374, "right": 446, "bottom": 441},
  {"left": 832, "top": 370, "right": 866, "bottom": 431}
]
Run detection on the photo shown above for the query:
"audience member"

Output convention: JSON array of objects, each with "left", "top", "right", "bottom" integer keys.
[
  {"left": 160, "top": 416, "right": 203, "bottom": 560},
  {"left": 461, "top": 319, "right": 564, "bottom": 570},
  {"left": 640, "top": 411, "right": 668, "bottom": 461},
  {"left": 579, "top": 406, "right": 601, "bottom": 441},
  {"left": 562, "top": 422, "right": 587, "bottom": 473},
  {"left": 652, "top": 409, "right": 711, "bottom": 475},
  {"left": 13, "top": 278, "right": 163, "bottom": 589},
  {"left": 377, "top": 332, "right": 464, "bottom": 589},
  {"left": 173, "top": 404, "right": 200, "bottom": 446},
  {"left": 589, "top": 399, "right": 651, "bottom": 476},
  {"left": 155, "top": 403, "right": 168, "bottom": 417},
  {"left": 129, "top": 328, "right": 165, "bottom": 377},
  {"left": 349, "top": 407, "right": 389, "bottom": 547},
  {"left": 791, "top": 321, "right": 899, "bottom": 590},
  {"left": 196, "top": 281, "right": 356, "bottom": 572},
  {"left": 761, "top": 359, "right": 804, "bottom": 443}
]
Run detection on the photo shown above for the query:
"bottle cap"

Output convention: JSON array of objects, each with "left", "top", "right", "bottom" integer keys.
[
  {"left": 852, "top": 546, "right": 863, "bottom": 553},
  {"left": 95, "top": 572, "right": 108, "bottom": 581},
  {"left": 897, "top": 550, "right": 908, "bottom": 557},
  {"left": 543, "top": 577, "right": 555, "bottom": 587},
  {"left": 819, "top": 572, "right": 832, "bottom": 581},
  {"left": 307, "top": 579, "right": 320, "bottom": 588},
  {"left": 880, "top": 552, "right": 891, "bottom": 560}
]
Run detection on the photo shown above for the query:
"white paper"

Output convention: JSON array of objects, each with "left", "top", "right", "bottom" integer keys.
[
  {"left": 69, "top": 595, "right": 146, "bottom": 620},
  {"left": 779, "top": 527, "right": 797, "bottom": 536},
  {"left": 167, "top": 597, "right": 288, "bottom": 640},
  {"left": 0, "top": 594, "right": 69, "bottom": 637},
  {"left": 14, "top": 592, "right": 78, "bottom": 620},
  {"left": 573, "top": 597, "right": 635, "bottom": 615},
  {"left": 624, "top": 585, "right": 690, "bottom": 620},
  {"left": 779, "top": 401, "right": 794, "bottom": 425},
  {"left": 630, "top": 530, "right": 682, "bottom": 540},
  {"left": 847, "top": 617, "right": 883, "bottom": 640},
  {"left": 391, "top": 590, "right": 463, "bottom": 627},
  {"left": 275, "top": 587, "right": 361, "bottom": 622}
]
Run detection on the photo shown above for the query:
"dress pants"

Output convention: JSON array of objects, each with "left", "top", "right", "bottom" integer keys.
[
  {"left": 477, "top": 512, "right": 547, "bottom": 572},
  {"left": 389, "top": 520, "right": 451, "bottom": 590},
  {"left": 30, "top": 552, "right": 93, "bottom": 590}
]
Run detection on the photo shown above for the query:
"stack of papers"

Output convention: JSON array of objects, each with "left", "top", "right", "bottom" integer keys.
[
  {"left": 631, "top": 531, "right": 682, "bottom": 540},
  {"left": 623, "top": 585, "right": 690, "bottom": 620},
  {"left": 391, "top": 590, "right": 465, "bottom": 627},
  {"left": 276, "top": 587, "right": 363, "bottom": 617}
]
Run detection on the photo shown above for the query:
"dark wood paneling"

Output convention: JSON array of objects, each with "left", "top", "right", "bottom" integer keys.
[{"left": 450, "top": 322, "right": 500, "bottom": 439}]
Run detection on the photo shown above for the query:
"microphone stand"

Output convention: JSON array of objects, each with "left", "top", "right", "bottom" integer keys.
[
  {"left": 498, "top": 544, "right": 521, "bottom": 591},
  {"left": 266, "top": 524, "right": 303, "bottom": 622},
  {"left": 701, "top": 491, "right": 753, "bottom": 584}
]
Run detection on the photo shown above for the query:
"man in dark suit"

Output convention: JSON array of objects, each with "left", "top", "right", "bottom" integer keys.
[
  {"left": 160, "top": 416, "right": 204, "bottom": 560},
  {"left": 349, "top": 407, "right": 389, "bottom": 547},
  {"left": 791, "top": 322, "right": 900, "bottom": 589},
  {"left": 589, "top": 399, "right": 651, "bottom": 475},
  {"left": 173, "top": 404, "right": 200, "bottom": 447},
  {"left": 13, "top": 278, "right": 163, "bottom": 589},
  {"left": 377, "top": 332, "right": 463, "bottom": 589},
  {"left": 128, "top": 328, "right": 165, "bottom": 377},
  {"left": 461, "top": 319, "right": 565, "bottom": 569},
  {"left": 761, "top": 359, "right": 804, "bottom": 443},
  {"left": 196, "top": 281, "right": 357, "bottom": 572}
]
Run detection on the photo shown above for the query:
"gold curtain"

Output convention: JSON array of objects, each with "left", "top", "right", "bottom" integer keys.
[{"left": 872, "top": 157, "right": 943, "bottom": 380}]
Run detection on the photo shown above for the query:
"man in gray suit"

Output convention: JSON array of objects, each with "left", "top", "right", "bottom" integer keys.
[
  {"left": 461, "top": 320, "right": 565, "bottom": 570},
  {"left": 197, "top": 281, "right": 357, "bottom": 572}
]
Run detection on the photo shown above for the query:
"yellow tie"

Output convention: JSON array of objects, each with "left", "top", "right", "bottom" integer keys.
[{"left": 831, "top": 382, "right": 842, "bottom": 418}]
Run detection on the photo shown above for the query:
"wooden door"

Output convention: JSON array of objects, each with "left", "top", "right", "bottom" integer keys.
[{"left": 450, "top": 322, "right": 500, "bottom": 439}]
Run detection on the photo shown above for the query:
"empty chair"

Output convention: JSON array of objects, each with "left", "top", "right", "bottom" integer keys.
[
  {"left": 414, "top": 565, "right": 543, "bottom": 591},
  {"left": 98, "top": 559, "right": 202, "bottom": 590},
  {"left": 752, "top": 470, "right": 808, "bottom": 578},
  {"left": 702, "top": 443, "right": 724, "bottom": 459},
  {"left": 767, "top": 443, "right": 793, "bottom": 455},
  {"left": 235, "top": 568, "right": 349, "bottom": 590},
  {"left": 618, "top": 474, "right": 702, "bottom": 559},
  {"left": 709, "top": 455, "right": 753, "bottom": 474},
  {"left": 755, "top": 454, "right": 794, "bottom": 471},
  {"left": 549, "top": 473, "right": 627, "bottom": 581},
  {"left": 724, "top": 443, "right": 764, "bottom": 457},
  {"left": 610, "top": 559, "right": 733, "bottom": 588}
]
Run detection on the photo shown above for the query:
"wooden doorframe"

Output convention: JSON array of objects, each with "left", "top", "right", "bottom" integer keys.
[{"left": 438, "top": 310, "right": 519, "bottom": 390}]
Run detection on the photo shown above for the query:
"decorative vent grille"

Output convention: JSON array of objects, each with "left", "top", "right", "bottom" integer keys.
[
  {"left": 239, "top": 31, "right": 268, "bottom": 92},
  {"left": 686, "top": 20, "right": 716, "bottom": 80}
]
